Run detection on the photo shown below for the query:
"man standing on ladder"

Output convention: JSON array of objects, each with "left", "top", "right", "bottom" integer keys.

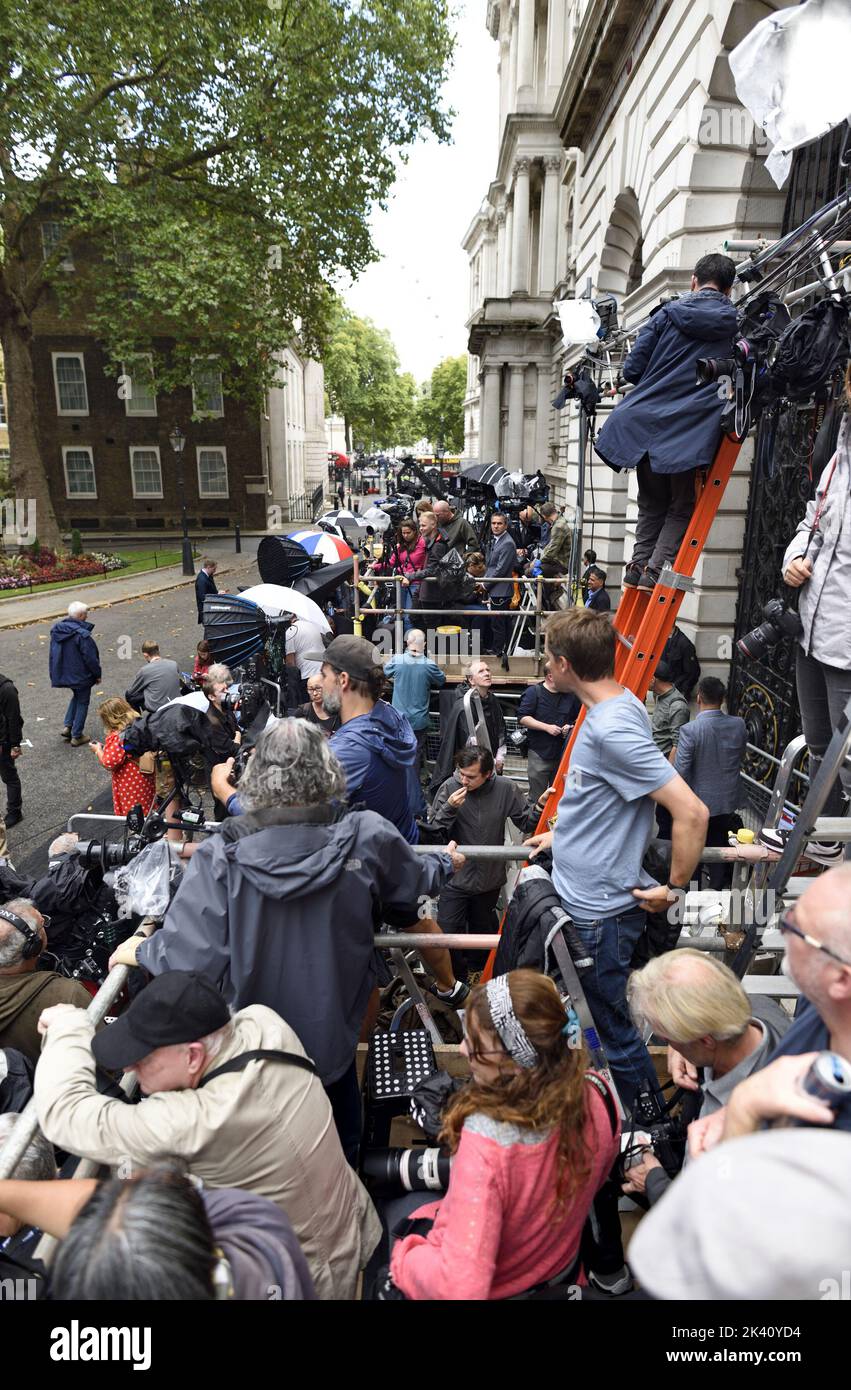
[
  {"left": 593, "top": 254, "right": 737, "bottom": 592},
  {"left": 525, "top": 609, "right": 709, "bottom": 1110}
]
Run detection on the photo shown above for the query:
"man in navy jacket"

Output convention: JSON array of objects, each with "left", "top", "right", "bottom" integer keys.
[
  {"left": 594, "top": 253, "right": 737, "bottom": 591},
  {"left": 484, "top": 512, "right": 518, "bottom": 654},
  {"left": 48, "top": 602, "right": 101, "bottom": 746},
  {"left": 195, "top": 557, "right": 218, "bottom": 624}
]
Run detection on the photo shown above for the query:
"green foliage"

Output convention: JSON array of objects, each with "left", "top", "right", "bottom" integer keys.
[
  {"left": 0, "top": 0, "right": 455, "bottom": 425},
  {"left": 70, "top": 528, "right": 83, "bottom": 556},
  {"left": 417, "top": 354, "right": 467, "bottom": 452},
  {"left": 324, "top": 302, "right": 419, "bottom": 447}
]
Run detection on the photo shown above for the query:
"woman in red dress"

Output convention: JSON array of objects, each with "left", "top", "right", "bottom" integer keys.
[{"left": 91, "top": 697, "right": 155, "bottom": 816}]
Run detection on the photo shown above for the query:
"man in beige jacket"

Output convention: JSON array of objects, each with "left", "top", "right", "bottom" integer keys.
[{"left": 34, "top": 970, "right": 380, "bottom": 1300}]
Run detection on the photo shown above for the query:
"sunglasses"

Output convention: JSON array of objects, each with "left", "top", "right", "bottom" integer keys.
[{"left": 778, "top": 910, "right": 851, "bottom": 968}]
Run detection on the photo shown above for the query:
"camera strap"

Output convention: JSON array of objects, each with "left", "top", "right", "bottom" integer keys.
[{"left": 198, "top": 1049, "right": 317, "bottom": 1088}]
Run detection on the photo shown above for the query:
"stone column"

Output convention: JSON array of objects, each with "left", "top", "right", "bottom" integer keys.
[
  {"left": 505, "top": 365, "right": 526, "bottom": 470},
  {"left": 539, "top": 156, "right": 561, "bottom": 296},
  {"left": 483, "top": 223, "right": 497, "bottom": 298},
  {"left": 546, "top": 0, "right": 566, "bottom": 92},
  {"left": 495, "top": 209, "right": 507, "bottom": 298},
  {"left": 503, "top": 200, "right": 514, "bottom": 296},
  {"left": 534, "top": 362, "right": 551, "bottom": 471},
  {"left": 479, "top": 365, "right": 502, "bottom": 463},
  {"left": 516, "top": 0, "right": 535, "bottom": 96},
  {"left": 511, "top": 158, "right": 530, "bottom": 295}
]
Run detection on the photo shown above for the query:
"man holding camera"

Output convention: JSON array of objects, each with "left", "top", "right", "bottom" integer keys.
[
  {"left": 593, "top": 254, "right": 738, "bottom": 591},
  {"left": 780, "top": 390, "right": 851, "bottom": 863},
  {"left": 0, "top": 899, "right": 91, "bottom": 1063}
]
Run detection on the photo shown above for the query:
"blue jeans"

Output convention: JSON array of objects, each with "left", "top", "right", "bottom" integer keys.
[
  {"left": 63, "top": 687, "right": 92, "bottom": 739},
  {"left": 400, "top": 584, "right": 415, "bottom": 633},
  {"left": 571, "top": 906, "right": 658, "bottom": 1113}
]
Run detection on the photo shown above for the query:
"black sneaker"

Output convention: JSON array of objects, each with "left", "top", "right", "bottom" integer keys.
[
  {"left": 637, "top": 568, "right": 660, "bottom": 592},
  {"left": 4, "top": 811, "right": 22, "bottom": 829},
  {"left": 757, "top": 826, "right": 842, "bottom": 867},
  {"left": 622, "top": 563, "right": 642, "bottom": 588}
]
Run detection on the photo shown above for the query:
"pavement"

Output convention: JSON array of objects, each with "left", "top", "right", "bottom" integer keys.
[{"left": 0, "top": 538, "right": 264, "bottom": 877}]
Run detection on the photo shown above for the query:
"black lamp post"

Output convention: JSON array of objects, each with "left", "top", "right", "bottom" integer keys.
[{"left": 168, "top": 425, "right": 194, "bottom": 576}]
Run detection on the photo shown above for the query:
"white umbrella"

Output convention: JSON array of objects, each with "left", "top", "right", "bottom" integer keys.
[{"left": 239, "top": 583, "right": 331, "bottom": 633}]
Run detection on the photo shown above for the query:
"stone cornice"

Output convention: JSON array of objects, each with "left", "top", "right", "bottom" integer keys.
[
  {"left": 553, "top": 0, "right": 656, "bottom": 149},
  {"left": 495, "top": 113, "right": 562, "bottom": 187}
]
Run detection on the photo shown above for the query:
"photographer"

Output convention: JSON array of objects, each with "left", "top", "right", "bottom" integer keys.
[
  {"left": 593, "top": 254, "right": 737, "bottom": 591},
  {"left": 386, "top": 971, "right": 620, "bottom": 1300},
  {"left": 0, "top": 899, "right": 91, "bottom": 1063},
  {"left": 115, "top": 720, "right": 463, "bottom": 1162},
  {"left": 622, "top": 950, "right": 789, "bottom": 1203},
  {"left": 367, "top": 518, "right": 425, "bottom": 632},
  {"left": 781, "top": 371, "right": 851, "bottom": 862}
]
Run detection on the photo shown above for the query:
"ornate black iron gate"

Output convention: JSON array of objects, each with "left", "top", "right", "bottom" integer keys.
[{"left": 727, "top": 125, "right": 849, "bottom": 808}]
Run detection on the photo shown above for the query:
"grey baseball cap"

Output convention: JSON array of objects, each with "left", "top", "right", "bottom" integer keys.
[{"left": 303, "top": 633, "right": 383, "bottom": 681}]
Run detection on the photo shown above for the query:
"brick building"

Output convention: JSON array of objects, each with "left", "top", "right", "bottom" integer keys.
[{"left": 27, "top": 216, "right": 326, "bottom": 537}]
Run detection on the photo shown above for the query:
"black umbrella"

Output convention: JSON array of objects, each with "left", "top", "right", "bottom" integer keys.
[
  {"left": 458, "top": 461, "right": 510, "bottom": 489},
  {"left": 257, "top": 534, "right": 313, "bottom": 585},
  {"left": 202, "top": 593, "right": 269, "bottom": 668},
  {"left": 292, "top": 557, "right": 354, "bottom": 605}
]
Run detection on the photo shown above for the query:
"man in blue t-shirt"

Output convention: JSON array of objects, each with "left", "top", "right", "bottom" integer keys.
[{"left": 525, "top": 608, "right": 709, "bottom": 1110}]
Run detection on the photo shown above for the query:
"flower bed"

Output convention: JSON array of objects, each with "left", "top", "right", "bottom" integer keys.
[{"left": 0, "top": 549, "right": 129, "bottom": 590}]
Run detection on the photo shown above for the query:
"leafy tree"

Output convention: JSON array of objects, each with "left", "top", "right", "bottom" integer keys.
[
  {"left": 324, "top": 303, "right": 418, "bottom": 449},
  {"left": 0, "top": 0, "right": 453, "bottom": 541},
  {"left": 417, "top": 354, "right": 466, "bottom": 452}
]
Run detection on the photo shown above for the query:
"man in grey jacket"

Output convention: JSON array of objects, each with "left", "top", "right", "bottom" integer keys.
[
  {"left": 429, "top": 746, "right": 539, "bottom": 971},
  {"left": 432, "top": 499, "right": 479, "bottom": 556},
  {"left": 782, "top": 409, "right": 851, "bottom": 861},
  {"left": 124, "top": 640, "right": 183, "bottom": 713},
  {"left": 111, "top": 719, "right": 463, "bottom": 1162},
  {"left": 675, "top": 676, "right": 746, "bottom": 888}
]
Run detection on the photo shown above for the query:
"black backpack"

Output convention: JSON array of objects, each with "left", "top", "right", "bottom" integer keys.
[
  {"left": 770, "top": 296, "right": 850, "bottom": 404},
  {"left": 433, "top": 547, "right": 475, "bottom": 602}
]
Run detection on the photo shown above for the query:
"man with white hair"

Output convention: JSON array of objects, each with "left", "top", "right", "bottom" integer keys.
[
  {"left": 384, "top": 629, "right": 445, "bottom": 766},
  {"left": 622, "top": 949, "right": 789, "bottom": 1202},
  {"left": 0, "top": 898, "right": 90, "bottom": 1062},
  {"left": 48, "top": 601, "right": 101, "bottom": 746},
  {"left": 33, "top": 971, "right": 380, "bottom": 1299}
]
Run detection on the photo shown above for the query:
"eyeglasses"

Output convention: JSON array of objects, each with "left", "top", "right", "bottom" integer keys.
[
  {"left": 457, "top": 1009, "right": 506, "bottom": 1059},
  {"left": 778, "top": 910, "right": 851, "bottom": 968}
]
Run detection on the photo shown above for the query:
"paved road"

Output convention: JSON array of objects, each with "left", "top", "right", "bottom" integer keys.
[{"left": 0, "top": 542, "right": 262, "bottom": 877}]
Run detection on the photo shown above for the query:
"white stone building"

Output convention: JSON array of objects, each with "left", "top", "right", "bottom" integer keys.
[
  {"left": 262, "top": 345, "right": 328, "bottom": 518},
  {"left": 462, "top": 0, "right": 795, "bottom": 673}
]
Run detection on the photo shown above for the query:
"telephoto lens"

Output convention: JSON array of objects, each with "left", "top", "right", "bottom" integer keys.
[{"left": 361, "top": 1146, "right": 452, "bottom": 1193}]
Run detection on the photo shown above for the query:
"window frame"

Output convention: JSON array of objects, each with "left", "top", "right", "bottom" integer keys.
[
  {"left": 196, "top": 446, "right": 229, "bottom": 500},
  {"left": 52, "top": 352, "right": 89, "bottom": 417},
  {"left": 191, "top": 357, "right": 225, "bottom": 419},
  {"left": 62, "top": 446, "right": 97, "bottom": 499},
  {"left": 129, "top": 445, "right": 164, "bottom": 500},
  {"left": 122, "top": 354, "right": 158, "bottom": 417},
  {"left": 41, "top": 220, "right": 75, "bottom": 272}
]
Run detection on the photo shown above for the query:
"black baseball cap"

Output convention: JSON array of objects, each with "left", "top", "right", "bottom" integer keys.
[
  {"left": 303, "top": 633, "right": 383, "bottom": 681},
  {"left": 91, "top": 971, "right": 230, "bottom": 1071}
]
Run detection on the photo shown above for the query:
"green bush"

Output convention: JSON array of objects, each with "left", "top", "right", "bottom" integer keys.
[{"left": 70, "top": 528, "right": 83, "bottom": 556}]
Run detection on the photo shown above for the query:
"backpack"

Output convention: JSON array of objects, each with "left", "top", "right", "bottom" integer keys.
[
  {"left": 432, "top": 547, "right": 475, "bottom": 601},
  {"left": 770, "top": 296, "right": 850, "bottom": 404}
]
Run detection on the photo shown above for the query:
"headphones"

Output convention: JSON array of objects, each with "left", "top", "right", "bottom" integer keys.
[{"left": 0, "top": 906, "right": 43, "bottom": 960}]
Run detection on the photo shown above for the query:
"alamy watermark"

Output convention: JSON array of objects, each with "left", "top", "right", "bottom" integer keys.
[
  {"left": 698, "top": 107, "right": 770, "bottom": 154},
  {"left": 1, "top": 498, "right": 37, "bottom": 546}
]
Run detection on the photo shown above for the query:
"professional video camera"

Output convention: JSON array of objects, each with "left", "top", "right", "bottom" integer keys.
[
  {"left": 222, "top": 658, "right": 266, "bottom": 728},
  {"left": 617, "top": 1081, "right": 697, "bottom": 1186},
  {"left": 552, "top": 365, "right": 602, "bottom": 413},
  {"left": 737, "top": 594, "right": 804, "bottom": 661},
  {"left": 492, "top": 469, "right": 550, "bottom": 511},
  {"left": 71, "top": 802, "right": 169, "bottom": 872}
]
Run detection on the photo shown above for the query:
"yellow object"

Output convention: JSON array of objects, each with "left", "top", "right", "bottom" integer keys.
[
  {"left": 436, "top": 625, "right": 462, "bottom": 636},
  {"left": 736, "top": 829, "right": 755, "bottom": 844}
]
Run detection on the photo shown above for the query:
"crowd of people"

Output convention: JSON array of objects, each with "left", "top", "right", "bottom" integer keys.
[{"left": 0, "top": 260, "right": 849, "bottom": 1304}]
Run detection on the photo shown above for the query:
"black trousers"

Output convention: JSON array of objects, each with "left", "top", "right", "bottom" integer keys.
[
  {"left": 0, "top": 745, "right": 22, "bottom": 816},
  {"left": 486, "top": 596, "right": 512, "bottom": 654},
  {"left": 436, "top": 882, "right": 501, "bottom": 979},
  {"left": 633, "top": 459, "right": 697, "bottom": 575}
]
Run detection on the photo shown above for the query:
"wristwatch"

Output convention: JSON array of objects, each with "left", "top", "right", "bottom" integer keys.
[{"left": 666, "top": 882, "right": 689, "bottom": 894}]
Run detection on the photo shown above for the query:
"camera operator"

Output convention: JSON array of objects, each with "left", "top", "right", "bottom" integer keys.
[
  {"left": 112, "top": 721, "right": 463, "bottom": 1163},
  {"left": 0, "top": 899, "right": 91, "bottom": 1063},
  {"left": 621, "top": 950, "right": 790, "bottom": 1203},
  {"left": 28, "top": 832, "right": 117, "bottom": 955},
  {"left": 201, "top": 663, "right": 241, "bottom": 817},
  {"left": 431, "top": 500, "right": 478, "bottom": 558},
  {"left": 593, "top": 254, "right": 737, "bottom": 591},
  {"left": 781, "top": 370, "right": 851, "bottom": 863}
]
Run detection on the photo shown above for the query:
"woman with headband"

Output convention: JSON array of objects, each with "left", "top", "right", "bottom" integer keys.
[{"left": 389, "top": 969, "right": 621, "bottom": 1300}]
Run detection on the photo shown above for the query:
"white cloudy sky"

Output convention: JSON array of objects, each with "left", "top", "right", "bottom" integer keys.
[{"left": 342, "top": 2, "right": 499, "bottom": 385}]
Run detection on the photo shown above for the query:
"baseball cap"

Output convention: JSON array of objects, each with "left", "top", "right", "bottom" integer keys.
[
  {"left": 91, "top": 971, "right": 230, "bottom": 1071},
  {"left": 303, "top": 633, "right": 383, "bottom": 681}
]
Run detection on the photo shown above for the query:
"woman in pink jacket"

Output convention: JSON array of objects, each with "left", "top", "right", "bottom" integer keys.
[
  {"left": 368, "top": 518, "right": 426, "bottom": 632},
  {"left": 389, "top": 970, "right": 620, "bottom": 1300}
]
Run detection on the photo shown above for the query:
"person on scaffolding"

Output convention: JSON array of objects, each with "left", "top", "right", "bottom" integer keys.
[{"left": 593, "top": 254, "right": 738, "bottom": 592}]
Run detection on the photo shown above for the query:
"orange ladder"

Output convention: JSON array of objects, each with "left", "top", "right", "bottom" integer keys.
[{"left": 481, "top": 432, "right": 744, "bottom": 980}]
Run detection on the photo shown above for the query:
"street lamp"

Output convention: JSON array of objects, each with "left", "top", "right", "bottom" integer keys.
[{"left": 168, "top": 425, "right": 195, "bottom": 577}]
